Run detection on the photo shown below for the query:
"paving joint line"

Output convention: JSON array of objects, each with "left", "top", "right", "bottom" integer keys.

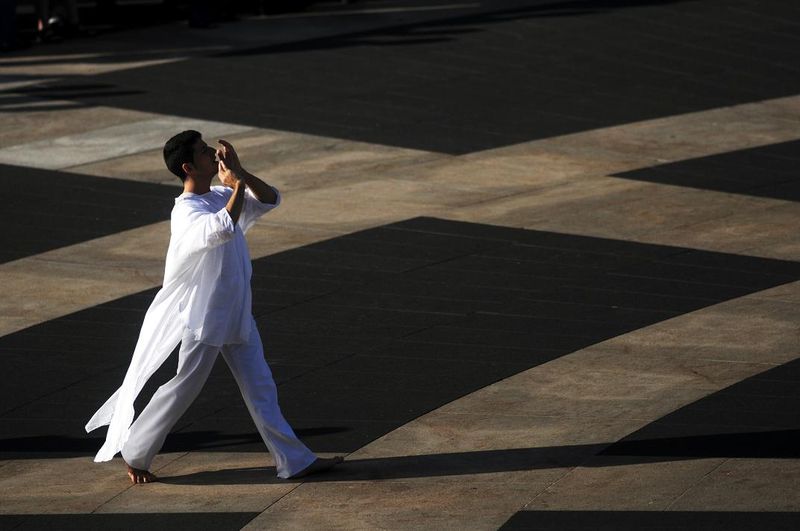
[{"left": 664, "top": 458, "right": 730, "bottom": 511}]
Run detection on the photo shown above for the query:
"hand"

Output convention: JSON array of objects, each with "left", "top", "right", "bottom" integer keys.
[
  {"left": 216, "top": 139, "right": 243, "bottom": 174},
  {"left": 217, "top": 158, "right": 241, "bottom": 188}
]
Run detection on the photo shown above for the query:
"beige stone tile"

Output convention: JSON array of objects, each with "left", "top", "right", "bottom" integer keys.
[
  {"left": 0, "top": 456, "right": 136, "bottom": 513},
  {"left": 209, "top": 129, "right": 446, "bottom": 192},
  {"left": 68, "top": 149, "right": 177, "bottom": 186},
  {"left": 353, "top": 413, "right": 632, "bottom": 460},
  {"left": 473, "top": 95, "right": 800, "bottom": 172},
  {"left": 526, "top": 457, "right": 726, "bottom": 511},
  {"left": 450, "top": 177, "right": 776, "bottom": 246},
  {"left": 380, "top": 156, "right": 573, "bottom": 195},
  {"left": 748, "top": 280, "right": 800, "bottom": 304},
  {"left": 649, "top": 201, "right": 800, "bottom": 261},
  {"left": 69, "top": 128, "right": 444, "bottom": 188},
  {"left": 668, "top": 458, "right": 800, "bottom": 511},
  {"left": 0, "top": 256, "right": 162, "bottom": 336},
  {"left": 0, "top": 117, "right": 252, "bottom": 170},
  {"left": 582, "top": 347, "right": 779, "bottom": 389},
  {"left": 745, "top": 239, "right": 800, "bottom": 264},
  {"left": 0, "top": 106, "right": 155, "bottom": 147},
  {"left": 0, "top": 222, "right": 170, "bottom": 336},
  {"left": 0, "top": 50, "right": 199, "bottom": 78},
  {"left": 247, "top": 469, "right": 568, "bottom": 531},
  {"left": 95, "top": 452, "right": 296, "bottom": 513},
  {"left": 465, "top": 139, "right": 662, "bottom": 180},
  {"left": 434, "top": 363, "right": 713, "bottom": 424},
  {"left": 607, "top": 300, "right": 800, "bottom": 367},
  {"left": 244, "top": 220, "right": 345, "bottom": 260},
  {"left": 270, "top": 180, "right": 448, "bottom": 232}
]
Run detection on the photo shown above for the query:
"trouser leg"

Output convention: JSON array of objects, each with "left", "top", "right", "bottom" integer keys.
[
  {"left": 121, "top": 336, "right": 218, "bottom": 470},
  {"left": 222, "top": 323, "right": 316, "bottom": 478}
]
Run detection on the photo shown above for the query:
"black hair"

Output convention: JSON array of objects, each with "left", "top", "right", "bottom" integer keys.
[{"left": 163, "top": 130, "right": 201, "bottom": 181}]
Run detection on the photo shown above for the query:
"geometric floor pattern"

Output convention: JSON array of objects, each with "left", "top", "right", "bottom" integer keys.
[
  {"left": 3, "top": 217, "right": 799, "bottom": 458},
  {"left": 2, "top": 0, "right": 800, "bottom": 528}
]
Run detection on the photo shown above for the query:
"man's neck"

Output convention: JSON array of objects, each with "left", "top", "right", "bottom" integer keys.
[{"left": 183, "top": 177, "right": 211, "bottom": 195}]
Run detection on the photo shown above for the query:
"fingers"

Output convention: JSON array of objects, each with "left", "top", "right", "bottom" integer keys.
[
  {"left": 217, "top": 139, "right": 231, "bottom": 158},
  {"left": 217, "top": 139, "right": 239, "bottom": 163}
]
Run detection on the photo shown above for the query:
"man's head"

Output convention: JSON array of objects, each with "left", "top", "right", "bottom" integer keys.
[{"left": 163, "top": 130, "right": 217, "bottom": 183}]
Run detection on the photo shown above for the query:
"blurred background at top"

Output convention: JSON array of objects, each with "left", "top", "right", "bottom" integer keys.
[{"left": 1, "top": 0, "right": 337, "bottom": 51}]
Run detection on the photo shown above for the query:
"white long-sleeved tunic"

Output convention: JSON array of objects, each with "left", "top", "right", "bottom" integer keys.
[{"left": 85, "top": 185, "right": 280, "bottom": 462}]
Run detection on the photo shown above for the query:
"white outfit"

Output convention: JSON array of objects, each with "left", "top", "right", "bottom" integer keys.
[{"left": 86, "top": 185, "right": 316, "bottom": 478}]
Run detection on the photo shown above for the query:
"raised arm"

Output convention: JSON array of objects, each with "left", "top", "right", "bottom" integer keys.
[{"left": 222, "top": 175, "right": 246, "bottom": 224}]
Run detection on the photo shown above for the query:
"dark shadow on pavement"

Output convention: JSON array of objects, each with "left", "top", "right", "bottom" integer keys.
[
  {"left": 221, "top": 0, "right": 690, "bottom": 57},
  {"left": 614, "top": 139, "right": 800, "bottom": 202},
  {"left": 501, "top": 510, "right": 800, "bottom": 530}
]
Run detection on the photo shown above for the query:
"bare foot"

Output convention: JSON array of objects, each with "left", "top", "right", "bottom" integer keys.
[
  {"left": 125, "top": 462, "right": 157, "bottom": 485},
  {"left": 288, "top": 456, "right": 343, "bottom": 479}
]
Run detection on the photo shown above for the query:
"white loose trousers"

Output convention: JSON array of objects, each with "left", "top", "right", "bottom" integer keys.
[{"left": 120, "top": 319, "right": 317, "bottom": 479}]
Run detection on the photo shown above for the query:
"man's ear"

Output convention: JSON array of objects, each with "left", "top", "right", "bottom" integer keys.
[{"left": 181, "top": 161, "right": 194, "bottom": 177}]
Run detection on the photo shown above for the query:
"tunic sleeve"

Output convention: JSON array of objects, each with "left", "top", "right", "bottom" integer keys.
[
  {"left": 240, "top": 186, "right": 281, "bottom": 234},
  {"left": 172, "top": 203, "right": 237, "bottom": 258}
]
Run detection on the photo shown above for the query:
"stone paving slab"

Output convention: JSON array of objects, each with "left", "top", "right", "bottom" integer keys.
[
  {"left": 0, "top": 117, "right": 252, "bottom": 170},
  {"left": 1, "top": 0, "right": 800, "bottom": 529},
  {"left": 0, "top": 105, "right": 152, "bottom": 147}
]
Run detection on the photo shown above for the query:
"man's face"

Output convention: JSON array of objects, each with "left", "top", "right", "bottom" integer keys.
[{"left": 188, "top": 138, "right": 218, "bottom": 181}]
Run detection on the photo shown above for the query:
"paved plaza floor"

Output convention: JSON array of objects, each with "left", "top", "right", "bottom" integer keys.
[{"left": 1, "top": 0, "right": 799, "bottom": 529}]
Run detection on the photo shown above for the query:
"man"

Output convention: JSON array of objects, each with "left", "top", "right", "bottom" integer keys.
[{"left": 86, "top": 130, "right": 340, "bottom": 484}]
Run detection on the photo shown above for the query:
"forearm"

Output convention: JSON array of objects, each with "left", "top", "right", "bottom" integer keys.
[
  {"left": 241, "top": 170, "right": 278, "bottom": 204},
  {"left": 225, "top": 179, "right": 245, "bottom": 224}
]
